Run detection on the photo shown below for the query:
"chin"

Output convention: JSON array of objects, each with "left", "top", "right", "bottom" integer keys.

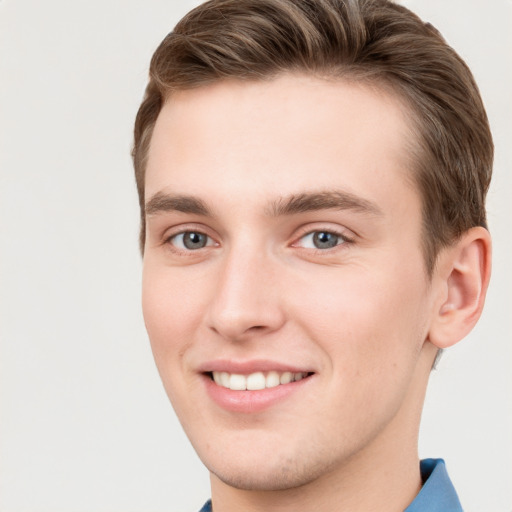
[
  {"left": 201, "top": 441, "right": 341, "bottom": 492},
  {"left": 210, "top": 461, "right": 321, "bottom": 492}
]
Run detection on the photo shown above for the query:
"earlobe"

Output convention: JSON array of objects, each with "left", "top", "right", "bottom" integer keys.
[{"left": 428, "top": 227, "right": 492, "bottom": 349}]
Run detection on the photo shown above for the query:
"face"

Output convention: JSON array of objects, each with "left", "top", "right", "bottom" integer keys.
[{"left": 142, "top": 75, "right": 438, "bottom": 491}]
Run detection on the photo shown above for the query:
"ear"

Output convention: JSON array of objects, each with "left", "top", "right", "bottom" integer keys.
[{"left": 428, "top": 226, "right": 492, "bottom": 349}]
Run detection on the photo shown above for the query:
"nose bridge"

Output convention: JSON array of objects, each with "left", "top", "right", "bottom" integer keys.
[{"left": 206, "top": 240, "right": 284, "bottom": 340}]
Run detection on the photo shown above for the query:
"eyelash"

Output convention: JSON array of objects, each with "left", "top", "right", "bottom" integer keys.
[
  {"left": 163, "top": 227, "right": 355, "bottom": 255},
  {"left": 292, "top": 228, "right": 355, "bottom": 252},
  {"left": 165, "top": 229, "right": 217, "bottom": 253}
]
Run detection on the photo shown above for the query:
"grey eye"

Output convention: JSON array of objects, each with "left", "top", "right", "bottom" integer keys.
[
  {"left": 184, "top": 232, "right": 207, "bottom": 249},
  {"left": 171, "top": 231, "right": 212, "bottom": 250},
  {"left": 312, "top": 231, "right": 339, "bottom": 249},
  {"left": 298, "top": 231, "right": 344, "bottom": 249}
]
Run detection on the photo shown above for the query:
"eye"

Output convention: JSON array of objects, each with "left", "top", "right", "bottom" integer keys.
[
  {"left": 169, "top": 231, "right": 214, "bottom": 250},
  {"left": 296, "top": 230, "right": 347, "bottom": 250}
]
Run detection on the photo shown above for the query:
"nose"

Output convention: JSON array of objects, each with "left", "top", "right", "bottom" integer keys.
[{"left": 205, "top": 246, "right": 286, "bottom": 342}]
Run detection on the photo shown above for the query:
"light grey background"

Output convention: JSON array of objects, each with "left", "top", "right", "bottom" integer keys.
[{"left": 0, "top": 1, "right": 510, "bottom": 511}]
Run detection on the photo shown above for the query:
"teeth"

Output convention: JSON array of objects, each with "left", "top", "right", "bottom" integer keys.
[
  {"left": 229, "top": 374, "right": 247, "bottom": 391},
  {"left": 266, "top": 371, "right": 280, "bottom": 388},
  {"left": 213, "top": 372, "right": 222, "bottom": 385},
  {"left": 246, "top": 372, "right": 265, "bottom": 390},
  {"left": 211, "top": 370, "right": 310, "bottom": 390},
  {"left": 280, "top": 372, "right": 293, "bottom": 384},
  {"left": 220, "top": 372, "right": 230, "bottom": 387}
]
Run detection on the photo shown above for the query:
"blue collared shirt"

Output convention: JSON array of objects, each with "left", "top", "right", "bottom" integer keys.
[
  {"left": 405, "top": 459, "right": 463, "bottom": 511},
  {"left": 198, "top": 458, "right": 463, "bottom": 511}
]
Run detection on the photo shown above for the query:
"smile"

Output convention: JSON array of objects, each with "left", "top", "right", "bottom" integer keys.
[{"left": 210, "top": 371, "right": 311, "bottom": 391}]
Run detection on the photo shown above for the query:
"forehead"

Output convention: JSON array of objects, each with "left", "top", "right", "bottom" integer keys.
[{"left": 145, "top": 74, "right": 418, "bottom": 215}]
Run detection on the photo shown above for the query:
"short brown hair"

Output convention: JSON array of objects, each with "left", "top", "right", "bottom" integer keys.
[{"left": 133, "top": 0, "right": 493, "bottom": 273}]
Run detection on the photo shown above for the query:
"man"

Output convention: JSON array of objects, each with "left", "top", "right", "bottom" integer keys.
[{"left": 132, "top": 0, "right": 493, "bottom": 510}]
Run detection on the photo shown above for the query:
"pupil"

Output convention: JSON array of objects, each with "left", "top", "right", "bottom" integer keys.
[
  {"left": 313, "top": 231, "right": 338, "bottom": 249},
  {"left": 184, "top": 232, "right": 206, "bottom": 249}
]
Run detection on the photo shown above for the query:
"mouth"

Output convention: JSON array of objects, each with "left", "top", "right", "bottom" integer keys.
[
  {"left": 200, "top": 361, "right": 315, "bottom": 413},
  {"left": 207, "top": 370, "right": 313, "bottom": 391}
]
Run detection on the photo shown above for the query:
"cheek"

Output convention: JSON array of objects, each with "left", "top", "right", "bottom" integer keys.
[
  {"left": 141, "top": 265, "right": 205, "bottom": 364},
  {"left": 293, "top": 262, "right": 430, "bottom": 375},
  {"left": 292, "top": 265, "right": 430, "bottom": 438},
  {"left": 141, "top": 266, "right": 211, "bottom": 424}
]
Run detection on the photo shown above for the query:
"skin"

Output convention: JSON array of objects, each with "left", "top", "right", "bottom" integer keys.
[{"left": 141, "top": 75, "right": 491, "bottom": 512}]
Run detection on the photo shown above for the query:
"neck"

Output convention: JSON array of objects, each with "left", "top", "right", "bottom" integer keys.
[{"left": 209, "top": 342, "right": 437, "bottom": 512}]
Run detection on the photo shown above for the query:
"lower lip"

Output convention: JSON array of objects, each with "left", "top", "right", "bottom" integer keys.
[{"left": 203, "top": 374, "right": 313, "bottom": 413}]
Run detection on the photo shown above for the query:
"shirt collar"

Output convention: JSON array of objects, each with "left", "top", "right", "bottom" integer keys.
[
  {"left": 405, "top": 458, "right": 463, "bottom": 512},
  {"left": 198, "top": 499, "right": 212, "bottom": 512}
]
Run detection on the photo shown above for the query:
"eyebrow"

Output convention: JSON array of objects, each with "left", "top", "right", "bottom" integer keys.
[
  {"left": 145, "top": 192, "right": 211, "bottom": 217},
  {"left": 144, "top": 190, "right": 382, "bottom": 218},
  {"left": 268, "top": 190, "right": 383, "bottom": 217}
]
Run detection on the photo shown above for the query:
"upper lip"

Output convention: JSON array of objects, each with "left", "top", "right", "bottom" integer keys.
[{"left": 198, "top": 359, "right": 314, "bottom": 375}]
